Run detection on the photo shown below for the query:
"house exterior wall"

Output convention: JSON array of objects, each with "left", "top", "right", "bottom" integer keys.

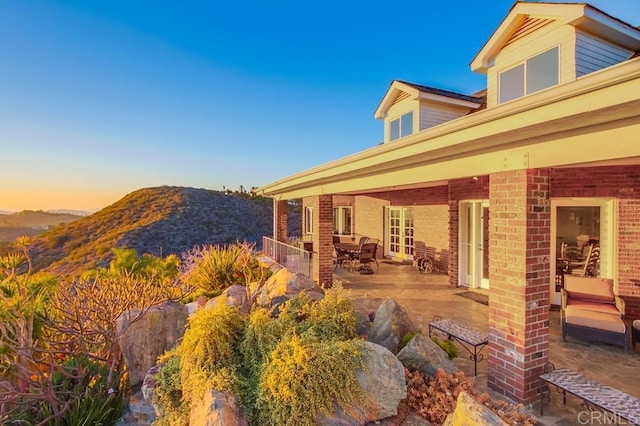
[
  {"left": 418, "top": 100, "right": 473, "bottom": 131},
  {"left": 575, "top": 30, "right": 632, "bottom": 77},
  {"left": 487, "top": 23, "right": 574, "bottom": 108},
  {"left": 448, "top": 177, "right": 490, "bottom": 287},
  {"left": 550, "top": 165, "right": 640, "bottom": 317}
]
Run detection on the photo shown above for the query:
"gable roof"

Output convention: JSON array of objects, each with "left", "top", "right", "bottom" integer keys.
[
  {"left": 374, "top": 80, "right": 484, "bottom": 119},
  {"left": 471, "top": 2, "right": 640, "bottom": 73}
]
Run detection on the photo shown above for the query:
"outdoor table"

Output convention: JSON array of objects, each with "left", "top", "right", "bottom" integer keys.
[{"left": 334, "top": 243, "right": 361, "bottom": 271}]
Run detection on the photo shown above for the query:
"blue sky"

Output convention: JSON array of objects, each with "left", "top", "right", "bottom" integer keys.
[{"left": 1, "top": 0, "right": 639, "bottom": 211}]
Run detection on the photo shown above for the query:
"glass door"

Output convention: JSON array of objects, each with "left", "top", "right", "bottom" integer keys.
[
  {"left": 387, "top": 207, "right": 414, "bottom": 260},
  {"left": 550, "top": 199, "right": 613, "bottom": 306},
  {"left": 459, "top": 201, "right": 490, "bottom": 289}
]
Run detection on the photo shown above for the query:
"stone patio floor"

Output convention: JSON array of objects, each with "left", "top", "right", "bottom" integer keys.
[{"left": 335, "top": 261, "right": 640, "bottom": 425}]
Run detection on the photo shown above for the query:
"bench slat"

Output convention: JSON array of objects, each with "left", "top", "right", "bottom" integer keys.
[
  {"left": 541, "top": 368, "right": 640, "bottom": 421},
  {"left": 429, "top": 319, "right": 488, "bottom": 346}
]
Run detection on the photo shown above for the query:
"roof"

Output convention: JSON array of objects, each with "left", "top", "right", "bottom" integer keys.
[
  {"left": 471, "top": 2, "right": 640, "bottom": 73},
  {"left": 374, "top": 80, "right": 484, "bottom": 119}
]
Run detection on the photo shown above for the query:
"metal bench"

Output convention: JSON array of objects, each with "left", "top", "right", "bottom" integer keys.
[
  {"left": 428, "top": 316, "right": 488, "bottom": 376},
  {"left": 539, "top": 363, "right": 640, "bottom": 423}
]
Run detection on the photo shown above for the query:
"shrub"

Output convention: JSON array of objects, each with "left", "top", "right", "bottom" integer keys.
[
  {"left": 254, "top": 334, "right": 364, "bottom": 426},
  {"left": 431, "top": 336, "right": 459, "bottom": 359},
  {"left": 154, "top": 349, "right": 186, "bottom": 425},
  {"left": 181, "top": 242, "right": 269, "bottom": 297},
  {"left": 400, "top": 331, "right": 419, "bottom": 350}
]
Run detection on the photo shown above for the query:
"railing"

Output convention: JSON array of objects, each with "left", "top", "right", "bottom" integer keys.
[{"left": 262, "top": 236, "right": 313, "bottom": 278}]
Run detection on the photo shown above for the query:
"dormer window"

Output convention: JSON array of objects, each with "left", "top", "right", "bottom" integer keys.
[
  {"left": 390, "top": 111, "right": 413, "bottom": 141},
  {"left": 498, "top": 46, "right": 559, "bottom": 104}
]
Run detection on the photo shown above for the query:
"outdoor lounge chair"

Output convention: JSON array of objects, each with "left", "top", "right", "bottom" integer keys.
[{"left": 356, "top": 242, "right": 377, "bottom": 274}]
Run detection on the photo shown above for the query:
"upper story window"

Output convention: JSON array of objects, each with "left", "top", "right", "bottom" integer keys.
[
  {"left": 304, "top": 207, "right": 314, "bottom": 234},
  {"left": 333, "top": 206, "right": 352, "bottom": 235},
  {"left": 499, "top": 46, "right": 559, "bottom": 104},
  {"left": 390, "top": 111, "right": 413, "bottom": 141}
]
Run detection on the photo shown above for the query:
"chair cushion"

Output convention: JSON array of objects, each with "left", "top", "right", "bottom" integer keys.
[
  {"left": 564, "top": 276, "right": 614, "bottom": 303},
  {"left": 566, "top": 300, "right": 620, "bottom": 316},
  {"left": 564, "top": 309, "right": 626, "bottom": 333}
]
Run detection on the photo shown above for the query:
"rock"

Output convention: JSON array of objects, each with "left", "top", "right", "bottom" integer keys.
[
  {"left": 252, "top": 268, "right": 324, "bottom": 313},
  {"left": 116, "top": 390, "right": 156, "bottom": 425},
  {"left": 367, "top": 299, "right": 417, "bottom": 354},
  {"left": 371, "top": 401, "right": 432, "bottom": 425},
  {"left": 397, "top": 334, "right": 456, "bottom": 376},
  {"left": 117, "top": 301, "right": 188, "bottom": 386},
  {"left": 189, "top": 389, "right": 248, "bottom": 426},
  {"left": 206, "top": 285, "right": 250, "bottom": 312},
  {"left": 141, "top": 365, "right": 162, "bottom": 417},
  {"left": 318, "top": 342, "right": 406, "bottom": 425},
  {"left": 443, "top": 391, "right": 507, "bottom": 426},
  {"left": 355, "top": 310, "right": 372, "bottom": 338}
]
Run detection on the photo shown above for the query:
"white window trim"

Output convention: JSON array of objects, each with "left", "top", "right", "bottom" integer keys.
[
  {"left": 498, "top": 45, "right": 560, "bottom": 104},
  {"left": 333, "top": 206, "right": 353, "bottom": 235},
  {"left": 389, "top": 111, "right": 414, "bottom": 141},
  {"left": 305, "top": 206, "right": 314, "bottom": 234}
]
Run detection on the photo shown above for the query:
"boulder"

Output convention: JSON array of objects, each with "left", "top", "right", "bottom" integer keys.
[
  {"left": 141, "top": 365, "right": 161, "bottom": 417},
  {"left": 374, "top": 401, "right": 432, "bottom": 425},
  {"left": 367, "top": 299, "right": 416, "bottom": 354},
  {"left": 443, "top": 391, "right": 507, "bottom": 426},
  {"left": 115, "top": 390, "right": 156, "bottom": 425},
  {"left": 318, "top": 342, "right": 406, "bottom": 425},
  {"left": 252, "top": 268, "right": 324, "bottom": 313},
  {"left": 206, "top": 285, "right": 250, "bottom": 312},
  {"left": 397, "top": 334, "right": 456, "bottom": 376},
  {"left": 189, "top": 389, "right": 248, "bottom": 426},
  {"left": 117, "top": 301, "right": 188, "bottom": 386},
  {"left": 355, "top": 310, "right": 372, "bottom": 338}
]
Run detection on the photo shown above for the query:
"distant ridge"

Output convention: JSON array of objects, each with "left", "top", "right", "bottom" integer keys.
[
  {"left": 29, "top": 186, "right": 300, "bottom": 278},
  {"left": 0, "top": 210, "right": 12, "bottom": 215},
  {"left": 47, "top": 209, "right": 94, "bottom": 216}
]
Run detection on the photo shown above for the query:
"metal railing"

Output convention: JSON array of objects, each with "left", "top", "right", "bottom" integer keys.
[{"left": 262, "top": 236, "right": 313, "bottom": 278}]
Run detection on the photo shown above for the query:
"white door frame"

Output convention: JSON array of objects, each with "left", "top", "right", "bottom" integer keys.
[
  {"left": 550, "top": 198, "right": 615, "bottom": 305},
  {"left": 458, "top": 200, "right": 490, "bottom": 289},
  {"left": 386, "top": 207, "right": 414, "bottom": 260}
]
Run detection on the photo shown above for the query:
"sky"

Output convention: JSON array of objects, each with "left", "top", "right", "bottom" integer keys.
[{"left": 1, "top": 0, "right": 639, "bottom": 212}]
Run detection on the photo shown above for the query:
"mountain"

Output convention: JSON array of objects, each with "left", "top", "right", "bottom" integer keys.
[
  {"left": 0, "top": 210, "right": 85, "bottom": 242},
  {"left": 47, "top": 209, "right": 95, "bottom": 216},
  {"left": 0, "top": 210, "right": 12, "bottom": 215},
  {"left": 28, "top": 186, "right": 300, "bottom": 278}
]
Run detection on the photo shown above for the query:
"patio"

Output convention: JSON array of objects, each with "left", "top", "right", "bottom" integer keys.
[{"left": 335, "top": 261, "right": 640, "bottom": 425}]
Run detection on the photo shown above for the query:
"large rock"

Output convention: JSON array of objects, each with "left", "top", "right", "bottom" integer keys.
[
  {"left": 318, "top": 342, "right": 407, "bottom": 425},
  {"left": 206, "top": 285, "right": 250, "bottom": 312},
  {"left": 141, "top": 365, "right": 161, "bottom": 417},
  {"left": 115, "top": 390, "right": 156, "bottom": 425},
  {"left": 367, "top": 299, "right": 416, "bottom": 354},
  {"left": 252, "top": 268, "right": 324, "bottom": 313},
  {"left": 397, "top": 334, "right": 456, "bottom": 376},
  {"left": 117, "top": 301, "right": 188, "bottom": 386},
  {"left": 189, "top": 389, "right": 248, "bottom": 426},
  {"left": 443, "top": 391, "right": 507, "bottom": 426}
]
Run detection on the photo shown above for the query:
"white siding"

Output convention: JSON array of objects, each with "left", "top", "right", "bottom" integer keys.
[
  {"left": 487, "top": 22, "right": 574, "bottom": 108},
  {"left": 419, "top": 101, "right": 473, "bottom": 131},
  {"left": 575, "top": 31, "right": 632, "bottom": 77}
]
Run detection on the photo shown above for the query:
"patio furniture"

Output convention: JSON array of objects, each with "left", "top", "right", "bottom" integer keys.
[
  {"left": 539, "top": 363, "right": 640, "bottom": 421},
  {"left": 633, "top": 320, "right": 640, "bottom": 349},
  {"left": 561, "top": 275, "right": 628, "bottom": 351},
  {"left": 428, "top": 316, "right": 488, "bottom": 376},
  {"left": 333, "top": 245, "right": 350, "bottom": 271},
  {"left": 569, "top": 244, "right": 600, "bottom": 277},
  {"left": 355, "top": 242, "right": 378, "bottom": 274},
  {"left": 334, "top": 242, "right": 361, "bottom": 272}
]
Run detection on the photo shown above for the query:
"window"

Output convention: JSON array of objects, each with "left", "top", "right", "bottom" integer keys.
[
  {"left": 304, "top": 207, "right": 314, "bottom": 234},
  {"left": 389, "top": 111, "right": 413, "bottom": 141},
  {"left": 499, "top": 46, "right": 559, "bottom": 104},
  {"left": 333, "top": 207, "right": 352, "bottom": 235}
]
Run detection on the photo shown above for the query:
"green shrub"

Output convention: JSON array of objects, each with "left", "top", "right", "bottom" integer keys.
[
  {"left": 181, "top": 242, "right": 269, "bottom": 297},
  {"left": 400, "top": 331, "right": 419, "bottom": 350},
  {"left": 254, "top": 334, "right": 364, "bottom": 426},
  {"left": 431, "top": 336, "right": 459, "bottom": 359},
  {"left": 179, "top": 302, "right": 245, "bottom": 409},
  {"left": 154, "top": 349, "right": 187, "bottom": 425}
]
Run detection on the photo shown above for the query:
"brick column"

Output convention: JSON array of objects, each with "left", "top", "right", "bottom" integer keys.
[
  {"left": 312, "top": 194, "right": 334, "bottom": 288},
  {"left": 274, "top": 199, "right": 288, "bottom": 243},
  {"left": 488, "top": 169, "right": 550, "bottom": 403}
]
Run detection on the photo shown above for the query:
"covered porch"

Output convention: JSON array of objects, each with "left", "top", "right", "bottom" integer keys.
[{"left": 336, "top": 262, "right": 640, "bottom": 424}]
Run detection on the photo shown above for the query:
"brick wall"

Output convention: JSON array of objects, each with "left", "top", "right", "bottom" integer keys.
[
  {"left": 488, "top": 169, "right": 550, "bottom": 403},
  {"left": 275, "top": 200, "right": 288, "bottom": 242},
  {"left": 314, "top": 195, "right": 334, "bottom": 288},
  {"left": 448, "top": 177, "right": 490, "bottom": 286},
  {"left": 354, "top": 196, "right": 387, "bottom": 243},
  {"left": 551, "top": 165, "right": 640, "bottom": 317},
  {"left": 414, "top": 205, "right": 449, "bottom": 271}
]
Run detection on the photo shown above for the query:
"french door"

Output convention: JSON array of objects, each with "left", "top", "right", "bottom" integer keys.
[
  {"left": 459, "top": 201, "right": 490, "bottom": 289},
  {"left": 387, "top": 207, "right": 414, "bottom": 260},
  {"left": 550, "top": 198, "right": 613, "bottom": 306}
]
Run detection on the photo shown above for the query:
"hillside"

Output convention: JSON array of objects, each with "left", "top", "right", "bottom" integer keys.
[
  {"left": 0, "top": 210, "right": 84, "bottom": 242},
  {"left": 28, "top": 186, "right": 300, "bottom": 278}
]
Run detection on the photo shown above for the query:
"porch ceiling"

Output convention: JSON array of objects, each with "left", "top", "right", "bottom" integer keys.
[{"left": 258, "top": 58, "right": 640, "bottom": 200}]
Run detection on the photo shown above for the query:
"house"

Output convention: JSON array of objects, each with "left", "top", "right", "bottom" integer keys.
[{"left": 257, "top": 2, "right": 640, "bottom": 403}]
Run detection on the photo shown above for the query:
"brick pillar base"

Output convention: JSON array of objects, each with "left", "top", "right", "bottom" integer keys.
[
  {"left": 312, "top": 195, "right": 333, "bottom": 288},
  {"left": 488, "top": 169, "right": 550, "bottom": 402}
]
